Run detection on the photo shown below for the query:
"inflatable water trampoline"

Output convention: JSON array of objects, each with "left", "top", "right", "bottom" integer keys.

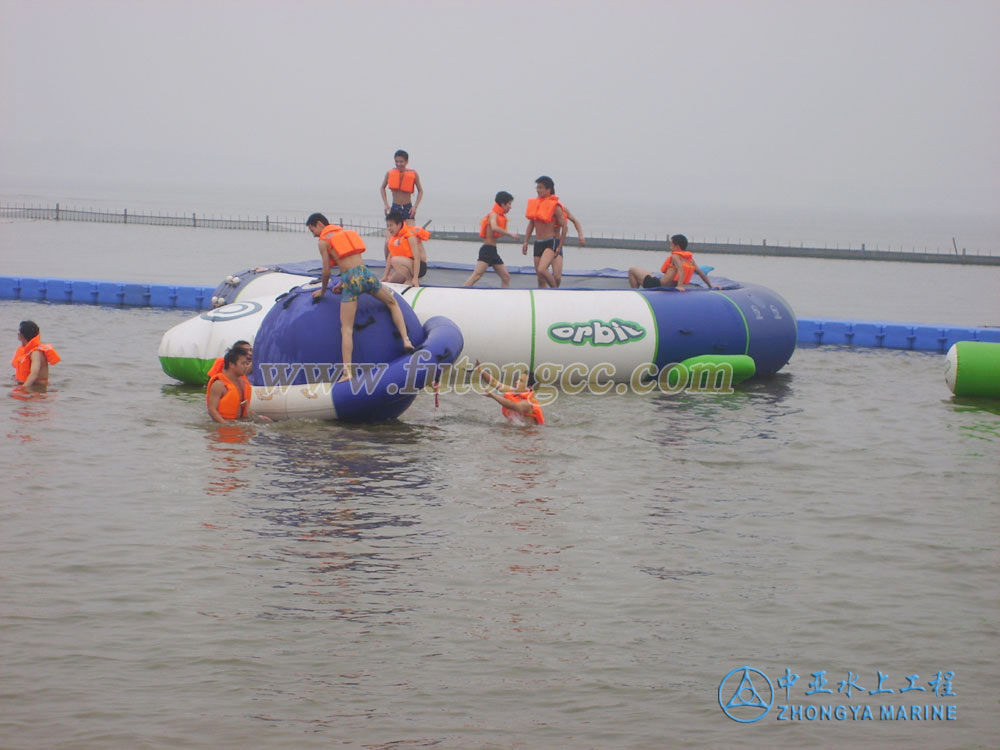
[{"left": 159, "top": 259, "right": 797, "bottom": 420}]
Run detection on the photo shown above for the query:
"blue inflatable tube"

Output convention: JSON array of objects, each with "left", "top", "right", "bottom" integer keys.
[
  {"left": 246, "top": 281, "right": 464, "bottom": 422},
  {"left": 330, "top": 316, "right": 465, "bottom": 422}
]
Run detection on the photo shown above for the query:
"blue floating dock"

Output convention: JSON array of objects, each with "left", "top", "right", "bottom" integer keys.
[
  {"left": 2, "top": 273, "right": 996, "bottom": 354},
  {"left": 796, "top": 318, "right": 1000, "bottom": 353},
  {"left": 1, "top": 275, "right": 214, "bottom": 311}
]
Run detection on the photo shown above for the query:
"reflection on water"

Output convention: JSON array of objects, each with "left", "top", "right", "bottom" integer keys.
[
  {"left": 5, "top": 387, "right": 56, "bottom": 444},
  {"left": 204, "top": 423, "right": 255, "bottom": 495},
  {"left": 950, "top": 398, "right": 1000, "bottom": 421},
  {"left": 648, "top": 372, "right": 799, "bottom": 450},
  {"left": 201, "top": 423, "right": 444, "bottom": 626}
]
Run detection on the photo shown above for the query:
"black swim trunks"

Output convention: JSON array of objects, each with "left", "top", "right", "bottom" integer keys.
[
  {"left": 419, "top": 260, "right": 427, "bottom": 278},
  {"left": 642, "top": 274, "right": 662, "bottom": 289},
  {"left": 477, "top": 244, "right": 504, "bottom": 266},
  {"left": 533, "top": 238, "right": 558, "bottom": 258}
]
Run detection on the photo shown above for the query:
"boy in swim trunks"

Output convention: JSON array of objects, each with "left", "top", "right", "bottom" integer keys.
[
  {"left": 521, "top": 175, "right": 567, "bottom": 288},
  {"left": 628, "top": 234, "right": 719, "bottom": 291},
  {"left": 307, "top": 213, "right": 415, "bottom": 382},
  {"left": 464, "top": 191, "right": 520, "bottom": 288},
  {"left": 380, "top": 149, "right": 423, "bottom": 225},
  {"left": 551, "top": 201, "right": 585, "bottom": 287}
]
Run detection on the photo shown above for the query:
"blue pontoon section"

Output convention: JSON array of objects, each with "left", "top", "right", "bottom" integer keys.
[
  {"left": 1, "top": 275, "right": 214, "bottom": 309},
  {"left": 640, "top": 282, "right": 796, "bottom": 376}
]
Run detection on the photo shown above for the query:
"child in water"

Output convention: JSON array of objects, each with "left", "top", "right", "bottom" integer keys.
[{"left": 475, "top": 359, "right": 544, "bottom": 425}]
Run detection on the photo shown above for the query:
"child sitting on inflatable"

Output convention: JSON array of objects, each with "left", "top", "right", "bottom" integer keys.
[
  {"left": 12, "top": 320, "right": 60, "bottom": 391},
  {"left": 628, "top": 234, "right": 719, "bottom": 291},
  {"left": 475, "top": 359, "right": 545, "bottom": 426},
  {"left": 382, "top": 208, "right": 428, "bottom": 286}
]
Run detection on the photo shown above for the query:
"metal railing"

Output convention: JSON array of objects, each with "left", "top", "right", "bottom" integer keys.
[
  {"left": 0, "top": 203, "right": 385, "bottom": 236},
  {"left": 3, "top": 203, "right": 995, "bottom": 261}
]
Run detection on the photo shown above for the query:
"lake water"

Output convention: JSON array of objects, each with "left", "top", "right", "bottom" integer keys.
[{"left": 1, "top": 185, "right": 999, "bottom": 748}]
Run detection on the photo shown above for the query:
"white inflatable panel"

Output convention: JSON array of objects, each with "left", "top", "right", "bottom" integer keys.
[
  {"left": 252, "top": 383, "right": 337, "bottom": 421},
  {"left": 402, "top": 286, "right": 534, "bottom": 367},
  {"left": 531, "top": 289, "right": 656, "bottom": 373}
]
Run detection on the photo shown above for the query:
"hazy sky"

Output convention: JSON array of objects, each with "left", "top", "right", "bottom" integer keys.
[{"left": 2, "top": 0, "right": 998, "bottom": 215}]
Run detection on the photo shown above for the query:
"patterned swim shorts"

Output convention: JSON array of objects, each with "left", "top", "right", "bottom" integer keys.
[
  {"left": 340, "top": 264, "right": 382, "bottom": 303},
  {"left": 390, "top": 202, "right": 413, "bottom": 220}
]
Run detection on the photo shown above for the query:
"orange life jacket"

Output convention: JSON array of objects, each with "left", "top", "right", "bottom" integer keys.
[
  {"left": 663, "top": 250, "right": 695, "bottom": 284},
  {"left": 207, "top": 357, "right": 224, "bottom": 379},
  {"left": 410, "top": 225, "right": 430, "bottom": 241},
  {"left": 479, "top": 203, "right": 508, "bottom": 239},
  {"left": 501, "top": 390, "right": 545, "bottom": 425},
  {"left": 386, "top": 168, "right": 417, "bottom": 193},
  {"left": 525, "top": 195, "right": 560, "bottom": 223},
  {"left": 387, "top": 226, "right": 417, "bottom": 258},
  {"left": 320, "top": 224, "right": 366, "bottom": 261},
  {"left": 206, "top": 372, "right": 252, "bottom": 420},
  {"left": 11, "top": 334, "right": 60, "bottom": 384}
]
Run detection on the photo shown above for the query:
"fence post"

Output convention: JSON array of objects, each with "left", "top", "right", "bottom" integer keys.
[
  {"left": 193, "top": 213, "right": 197, "bottom": 228},
  {"left": 56, "top": 203, "right": 60, "bottom": 221},
  {"left": 124, "top": 208, "right": 127, "bottom": 224},
  {"left": 266, "top": 215, "right": 270, "bottom": 231}
]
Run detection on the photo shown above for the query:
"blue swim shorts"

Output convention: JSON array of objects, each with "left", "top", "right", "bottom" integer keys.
[{"left": 340, "top": 264, "right": 382, "bottom": 303}]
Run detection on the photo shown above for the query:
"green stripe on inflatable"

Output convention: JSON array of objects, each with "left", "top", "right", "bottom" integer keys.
[
  {"left": 407, "top": 286, "right": 427, "bottom": 309},
  {"left": 712, "top": 291, "right": 751, "bottom": 355},
  {"left": 159, "top": 356, "right": 213, "bottom": 386}
]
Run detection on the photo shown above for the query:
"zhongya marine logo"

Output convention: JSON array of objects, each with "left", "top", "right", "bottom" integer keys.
[
  {"left": 719, "top": 667, "right": 774, "bottom": 723},
  {"left": 548, "top": 318, "right": 646, "bottom": 346}
]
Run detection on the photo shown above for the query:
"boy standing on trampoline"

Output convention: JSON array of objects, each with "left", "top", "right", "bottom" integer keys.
[
  {"left": 307, "top": 213, "right": 415, "bottom": 383},
  {"left": 521, "top": 176, "right": 567, "bottom": 288},
  {"left": 465, "top": 191, "right": 520, "bottom": 288},
  {"left": 380, "top": 149, "right": 424, "bottom": 224}
]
